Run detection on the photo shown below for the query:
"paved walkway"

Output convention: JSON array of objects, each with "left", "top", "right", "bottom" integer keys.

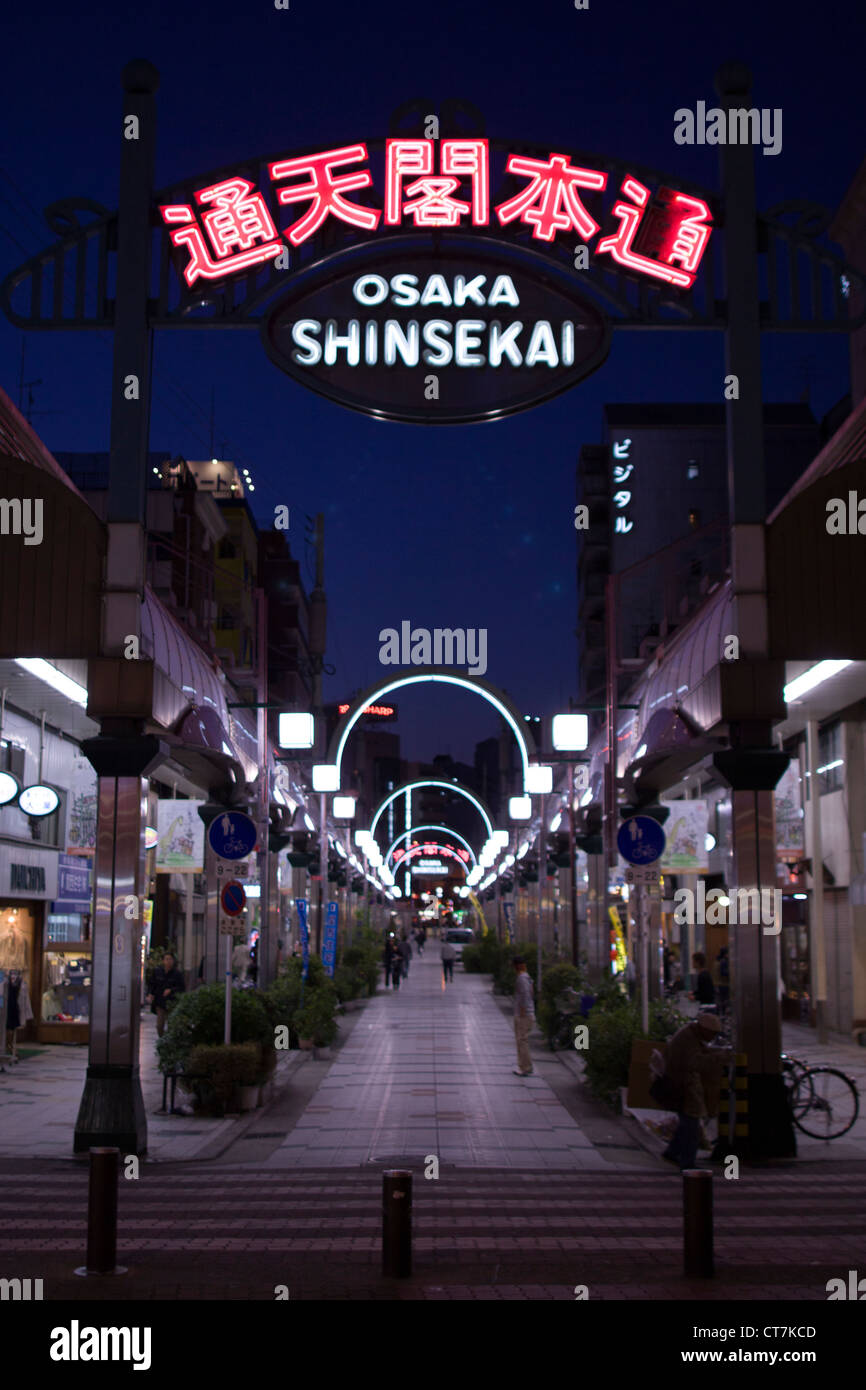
[{"left": 260, "top": 949, "right": 608, "bottom": 1169}]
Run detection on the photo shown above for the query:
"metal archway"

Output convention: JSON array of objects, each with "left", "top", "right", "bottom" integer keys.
[
  {"left": 369, "top": 778, "right": 495, "bottom": 841},
  {"left": 326, "top": 668, "right": 537, "bottom": 792}
]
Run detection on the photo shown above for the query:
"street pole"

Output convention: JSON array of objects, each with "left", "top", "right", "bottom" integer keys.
[
  {"left": 536, "top": 793, "right": 545, "bottom": 995},
  {"left": 224, "top": 935, "right": 232, "bottom": 1044},
  {"left": 569, "top": 762, "right": 579, "bottom": 965},
  {"left": 806, "top": 720, "right": 828, "bottom": 1043}
]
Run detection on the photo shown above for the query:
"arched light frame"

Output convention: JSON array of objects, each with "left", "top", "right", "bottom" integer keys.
[
  {"left": 327, "top": 670, "right": 536, "bottom": 791},
  {"left": 369, "top": 779, "right": 495, "bottom": 842},
  {"left": 385, "top": 823, "right": 479, "bottom": 868}
]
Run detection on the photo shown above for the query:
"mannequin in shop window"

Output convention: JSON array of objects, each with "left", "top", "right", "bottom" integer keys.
[{"left": 5, "top": 969, "right": 33, "bottom": 1059}]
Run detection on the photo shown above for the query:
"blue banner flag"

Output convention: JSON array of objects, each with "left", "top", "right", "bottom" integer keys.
[
  {"left": 323, "top": 901, "right": 339, "bottom": 977},
  {"left": 295, "top": 898, "right": 309, "bottom": 981}
]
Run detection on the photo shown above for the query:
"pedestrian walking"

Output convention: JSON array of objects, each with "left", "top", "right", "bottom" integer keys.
[
  {"left": 146, "top": 952, "right": 186, "bottom": 1037},
  {"left": 398, "top": 931, "right": 412, "bottom": 978},
  {"left": 441, "top": 936, "right": 456, "bottom": 983},
  {"left": 383, "top": 934, "right": 396, "bottom": 989},
  {"left": 512, "top": 955, "right": 535, "bottom": 1076},
  {"left": 660, "top": 1013, "right": 733, "bottom": 1170},
  {"left": 391, "top": 950, "right": 403, "bottom": 991},
  {"left": 690, "top": 952, "right": 716, "bottom": 1006}
]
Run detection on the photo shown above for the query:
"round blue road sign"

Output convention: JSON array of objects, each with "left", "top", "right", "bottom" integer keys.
[
  {"left": 617, "top": 815, "right": 666, "bottom": 866},
  {"left": 221, "top": 880, "right": 246, "bottom": 917},
  {"left": 207, "top": 810, "right": 257, "bottom": 860}
]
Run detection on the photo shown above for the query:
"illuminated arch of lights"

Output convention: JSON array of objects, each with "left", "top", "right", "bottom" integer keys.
[
  {"left": 369, "top": 779, "right": 495, "bottom": 842},
  {"left": 393, "top": 842, "right": 471, "bottom": 875},
  {"left": 385, "top": 824, "right": 478, "bottom": 868},
  {"left": 326, "top": 669, "right": 536, "bottom": 790}
]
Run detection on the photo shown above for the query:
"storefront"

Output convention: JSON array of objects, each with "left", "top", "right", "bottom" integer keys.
[{"left": 0, "top": 846, "right": 96, "bottom": 1045}]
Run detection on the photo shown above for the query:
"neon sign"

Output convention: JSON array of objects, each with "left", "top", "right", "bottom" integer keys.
[
  {"left": 392, "top": 841, "right": 470, "bottom": 868},
  {"left": 260, "top": 247, "right": 611, "bottom": 424},
  {"left": 337, "top": 703, "right": 395, "bottom": 717},
  {"left": 160, "top": 140, "right": 712, "bottom": 290}
]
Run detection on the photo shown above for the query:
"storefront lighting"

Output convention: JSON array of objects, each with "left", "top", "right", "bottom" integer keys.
[
  {"left": 549, "top": 811, "right": 562, "bottom": 832},
  {"left": 14, "top": 657, "right": 88, "bottom": 707},
  {"left": 517, "top": 841, "right": 530, "bottom": 860},
  {"left": 705, "top": 833, "right": 716, "bottom": 852},
  {"left": 793, "top": 893, "right": 807, "bottom": 900},
  {"left": 580, "top": 788, "right": 593, "bottom": 808},
  {"left": 783, "top": 660, "right": 852, "bottom": 704},
  {"left": 19, "top": 783, "right": 60, "bottom": 817},
  {"left": 303, "top": 812, "right": 315, "bottom": 832}
]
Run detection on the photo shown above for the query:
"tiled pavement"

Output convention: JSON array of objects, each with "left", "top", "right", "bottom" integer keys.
[
  {"left": 1, "top": 1160, "right": 864, "bottom": 1299},
  {"left": 257, "top": 949, "right": 610, "bottom": 1169}
]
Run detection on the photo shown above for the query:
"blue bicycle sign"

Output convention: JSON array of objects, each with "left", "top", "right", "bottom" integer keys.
[
  {"left": 617, "top": 815, "right": 666, "bottom": 866},
  {"left": 207, "top": 811, "right": 258, "bottom": 861}
]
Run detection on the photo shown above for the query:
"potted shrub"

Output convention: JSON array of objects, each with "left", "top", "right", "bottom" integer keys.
[
  {"left": 294, "top": 988, "right": 338, "bottom": 1055},
  {"left": 184, "top": 1041, "right": 262, "bottom": 1115}
]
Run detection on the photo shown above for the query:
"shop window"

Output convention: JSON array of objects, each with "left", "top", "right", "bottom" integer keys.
[
  {"left": 817, "top": 721, "right": 844, "bottom": 794},
  {"left": 46, "top": 912, "right": 87, "bottom": 944},
  {"left": 41, "top": 947, "right": 92, "bottom": 1025}
]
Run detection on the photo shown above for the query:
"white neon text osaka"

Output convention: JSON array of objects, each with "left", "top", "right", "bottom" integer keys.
[{"left": 289, "top": 273, "right": 577, "bottom": 370}]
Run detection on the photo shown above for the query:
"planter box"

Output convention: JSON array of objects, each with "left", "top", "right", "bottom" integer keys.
[
  {"left": 313, "top": 1045, "right": 332, "bottom": 1060},
  {"left": 298, "top": 1038, "right": 314, "bottom": 1051}
]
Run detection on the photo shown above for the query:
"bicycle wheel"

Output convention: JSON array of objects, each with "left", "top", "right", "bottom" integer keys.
[{"left": 794, "top": 1067, "right": 859, "bottom": 1139}]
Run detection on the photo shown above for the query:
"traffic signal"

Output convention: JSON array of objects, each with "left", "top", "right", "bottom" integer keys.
[
  {"left": 549, "top": 832, "right": 570, "bottom": 869},
  {"left": 351, "top": 876, "right": 364, "bottom": 894}
]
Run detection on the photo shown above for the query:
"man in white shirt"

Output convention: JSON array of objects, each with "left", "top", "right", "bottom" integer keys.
[{"left": 512, "top": 956, "right": 535, "bottom": 1076}]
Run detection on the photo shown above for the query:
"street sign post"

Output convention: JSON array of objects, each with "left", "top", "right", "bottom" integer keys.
[{"left": 617, "top": 817, "right": 667, "bottom": 1032}]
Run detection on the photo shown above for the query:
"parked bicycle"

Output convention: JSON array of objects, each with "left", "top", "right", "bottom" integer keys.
[
  {"left": 781, "top": 1053, "right": 860, "bottom": 1140},
  {"left": 707, "top": 1012, "right": 859, "bottom": 1141}
]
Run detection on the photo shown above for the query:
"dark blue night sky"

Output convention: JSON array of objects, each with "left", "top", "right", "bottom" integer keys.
[{"left": 2, "top": 0, "right": 861, "bottom": 759}]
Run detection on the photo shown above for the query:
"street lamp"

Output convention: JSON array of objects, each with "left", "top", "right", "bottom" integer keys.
[
  {"left": 278, "top": 712, "right": 315, "bottom": 748},
  {"left": 552, "top": 713, "right": 589, "bottom": 751},
  {"left": 312, "top": 764, "right": 339, "bottom": 792},
  {"left": 525, "top": 765, "right": 553, "bottom": 794},
  {"left": 509, "top": 795, "right": 532, "bottom": 820},
  {"left": 333, "top": 795, "right": 356, "bottom": 819}
]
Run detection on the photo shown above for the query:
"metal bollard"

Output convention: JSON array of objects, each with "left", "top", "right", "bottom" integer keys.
[
  {"left": 74, "top": 1147, "right": 127, "bottom": 1277},
  {"left": 682, "top": 1168, "right": 714, "bottom": 1278},
  {"left": 382, "top": 1169, "right": 412, "bottom": 1277}
]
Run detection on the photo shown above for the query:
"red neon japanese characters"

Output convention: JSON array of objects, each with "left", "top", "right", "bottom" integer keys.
[
  {"left": 160, "top": 177, "right": 283, "bottom": 286},
  {"left": 270, "top": 144, "right": 381, "bottom": 247},
  {"left": 385, "top": 139, "right": 489, "bottom": 226},
  {"left": 595, "top": 177, "right": 711, "bottom": 289},
  {"left": 159, "top": 143, "right": 712, "bottom": 290},
  {"left": 495, "top": 154, "right": 607, "bottom": 242}
]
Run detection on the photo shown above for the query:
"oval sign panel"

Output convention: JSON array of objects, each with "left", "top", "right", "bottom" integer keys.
[{"left": 261, "top": 242, "right": 611, "bottom": 424}]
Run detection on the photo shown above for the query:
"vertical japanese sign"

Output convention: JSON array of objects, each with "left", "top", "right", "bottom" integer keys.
[
  {"left": 66, "top": 753, "right": 98, "bottom": 854},
  {"left": 323, "top": 901, "right": 338, "bottom": 978},
  {"left": 295, "top": 898, "right": 309, "bottom": 981}
]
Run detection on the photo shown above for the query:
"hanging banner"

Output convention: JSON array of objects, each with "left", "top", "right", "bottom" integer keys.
[
  {"left": 65, "top": 753, "right": 98, "bottom": 854},
  {"left": 467, "top": 889, "right": 489, "bottom": 935},
  {"left": 156, "top": 800, "right": 205, "bottom": 872},
  {"left": 774, "top": 761, "right": 805, "bottom": 857},
  {"left": 323, "top": 901, "right": 338, "bottom": 977},
  {"left": 502, "top": 901, "right": 515, "bottom": 943},
  {"left": 295, "top": 897, "right": 309, "bottom": 981},
  {"left": 659, "top": 800, "right": 708, "bottom": 871}
]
